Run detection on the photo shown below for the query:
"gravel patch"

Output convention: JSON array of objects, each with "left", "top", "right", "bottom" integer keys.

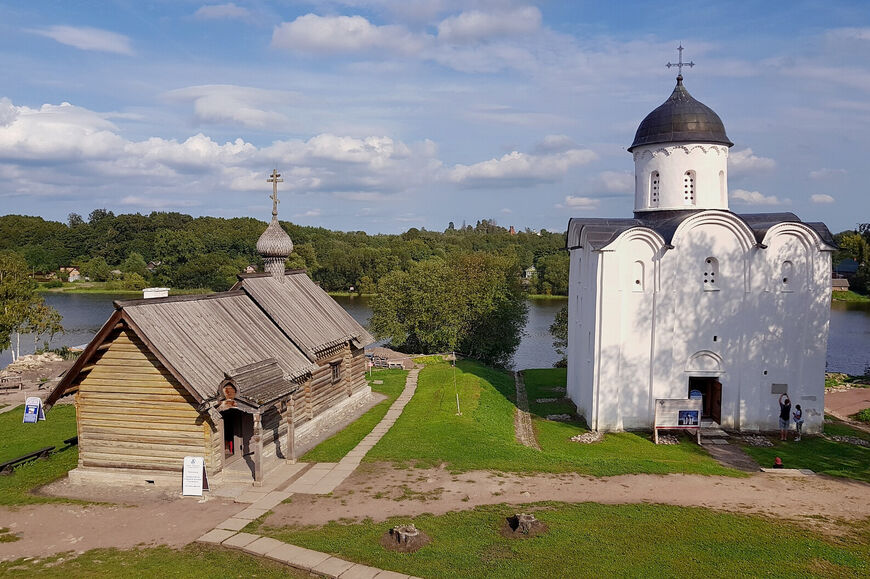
[
  {"left": 570, "top": 431, "right": 604, "bottom": 444},
  {"left": 741, "top": 435, "right": 775, "bottom": 447}
]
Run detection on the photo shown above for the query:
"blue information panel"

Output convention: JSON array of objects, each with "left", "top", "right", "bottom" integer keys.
[{"left": 23, "top": 397, "right": 45, "bottom": 423}]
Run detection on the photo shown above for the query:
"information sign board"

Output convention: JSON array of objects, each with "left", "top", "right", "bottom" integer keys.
[
  {"left": 182, "top": 456, "right": 208, "bottom": 496},
  {"left": 654, "top": 398, "right": 703, "bottom": 444},
  {"left": 22, "top": 397, "right": 45, "bottom": 423}
]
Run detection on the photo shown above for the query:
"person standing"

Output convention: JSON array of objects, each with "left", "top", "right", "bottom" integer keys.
[
  {"left": 778, "top": 394, "right": 791, "bottom": 441},
  {"left": 792, "top": 404, "right": 803, "bottom": 441}
]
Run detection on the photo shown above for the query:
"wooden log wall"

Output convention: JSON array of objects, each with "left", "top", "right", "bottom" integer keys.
[{"left": 74, "top": 326, "right": 214, "bottom": 474}]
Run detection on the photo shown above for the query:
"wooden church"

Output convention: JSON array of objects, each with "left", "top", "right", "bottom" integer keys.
[{"left": 46, "top": 172, "right": 374, "bottom": 486}]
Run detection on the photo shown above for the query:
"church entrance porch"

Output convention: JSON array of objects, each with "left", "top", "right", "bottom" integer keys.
[
  {"left": 688, "top": 377, "right": 722, "bottom": 424},
  {"left": 221, "top": 409, "right": 253, "bottom": 466}
]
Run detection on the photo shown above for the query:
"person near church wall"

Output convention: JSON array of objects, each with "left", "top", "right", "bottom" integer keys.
[
  {"left": 792, "top": 404, "right": 804, "bottom": 442},
  {"left": 778, "top": 394, "right": 792, "bottom": 441}
]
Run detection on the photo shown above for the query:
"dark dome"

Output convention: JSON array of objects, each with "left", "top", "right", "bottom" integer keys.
[{"left": 628, "top": 76, "right": 733, "bottom": 152}]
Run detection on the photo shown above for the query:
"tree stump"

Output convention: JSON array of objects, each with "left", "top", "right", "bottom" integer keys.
[
  {"left": 508, "top": 513, "right": 537, "bottom": 534},
  {"left": 390, "top": 524, "right": 420, "bottom": 544}
]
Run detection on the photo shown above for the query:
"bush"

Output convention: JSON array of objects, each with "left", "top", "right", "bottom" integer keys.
[
  {"left": 853, "top": 408, "right": 870, "bottom": 423},
  {"left": 42, "top": 280, "right": 63, "bottom": 288}
]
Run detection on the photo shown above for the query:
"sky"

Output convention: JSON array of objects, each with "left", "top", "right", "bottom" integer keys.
[{"left": 0, "top": 1, "right": 868, "bottom": 234}]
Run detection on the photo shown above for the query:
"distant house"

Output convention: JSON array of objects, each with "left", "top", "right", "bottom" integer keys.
[
  {"left": 524, "top": 266, "right": 537, "bottom": 279},
  {"left": 146, "top": 261, "right": 162, "bottom": 272},
  {"left": 245, "top": 265, "right": 257, "bottom": 274},
  {"left": 832, "top": 278, "right": 850, "bottom": 292},
  {"left": 62, "top": 267, "right": 81, "bottom": 282},
  {"left": 110, "top": 269, "right": 122, "bottom": 278},
  {"left": 46, "top": 176, "right": 374, "bottom": 487},
  {"left": 834, "top": 258, "right": 859, "bottom": 279}
]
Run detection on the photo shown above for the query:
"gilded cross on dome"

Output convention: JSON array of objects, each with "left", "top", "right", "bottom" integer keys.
[
  {"left": 666, "top": 44, "right": 694, "bottom": 78},
  {"left": 267, "top": 169, "right": 283, "bottom": 217}
]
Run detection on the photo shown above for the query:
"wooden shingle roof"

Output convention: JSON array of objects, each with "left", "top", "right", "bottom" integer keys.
[
  {"left": 121, "top": 292, "right": 317, "bottom": 401},
  {"left": 235, "top": 272, "right": 375, "bottom": 361}
]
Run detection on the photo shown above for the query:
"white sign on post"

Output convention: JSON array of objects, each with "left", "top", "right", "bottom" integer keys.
[
  {"left": 182, "top": 456, "right": 208, "bottom": 496},
  {"left": 22, "top": 397, "right": 45, "bottom": 423}
]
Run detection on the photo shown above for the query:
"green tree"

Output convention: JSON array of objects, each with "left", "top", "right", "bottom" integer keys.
[
  {"left": 536, "top": 252, "right": 569, "bottom": 295},
  {"left": 550, "top": 304, "right": 568, "bottom": 367},
  {"left": 121, "top": 252, "right": 148, "bottom": 277},
  {"left": 0, "top": 252, "right": 63, "bottom": 359},
  {"left": 81, "top": 256, "right": 111, "bottom": 282},
  {"left": 370, "top": 253, "right": 528, "bottom": 366}
]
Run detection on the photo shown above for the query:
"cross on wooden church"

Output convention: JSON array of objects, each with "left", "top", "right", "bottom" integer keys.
[
  {"left": 267, "top": 169, "right": 283, "bottom": 216},
  {"left": 666, "top": 44, "right": 694, "bottom": 77}
]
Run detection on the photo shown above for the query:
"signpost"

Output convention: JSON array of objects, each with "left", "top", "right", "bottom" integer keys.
[
  {"left": 22, "top": 397, "right": 45, "bottom": 424},
  {"left": 182, "top": 456, "right": 209, "bottom": 496},
  {"left": 653, "top": 398, "right": 703, "bottom": 444}
]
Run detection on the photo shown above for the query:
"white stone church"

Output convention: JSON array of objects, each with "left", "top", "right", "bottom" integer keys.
[{"left": 566, "top": 73, "right": 835, "bottom": 433}]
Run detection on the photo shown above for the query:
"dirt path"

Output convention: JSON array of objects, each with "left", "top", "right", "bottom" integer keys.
[
  {"left": 265, "top": 463, "right": 870, "bottom": 536},
  {"left": 826, "top": 388, "right": 870, "bottom": 419},
  {"left": 513, "top": 372, "right": 539, "bottom": 450},
  {"left": 0, "top": 485, "right": 240, "bottom": 562}
]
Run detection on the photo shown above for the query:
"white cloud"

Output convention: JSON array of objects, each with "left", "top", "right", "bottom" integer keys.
[
  {"left": 449, "top": 149, "right": 598, "bottom": 186},
  {"left": 120, "top": 195, "right": 200, "bottom": 209},
  {"left": 596, "top": 170, "right": 633, "bottom": 193},
  {"left": 826, "top": 27, "right": 870, "bottom": 41},
  {"left": 296, "top": 209, "right": 322, "bottom": 218},
  {"left": 165, "top": 85, "right": 294, "bottom": 129},
  {"left": 533, "top": 134, "right": 577, "bottom": 153},
  {"left": 808, "top": 168, "right": 847, "bottom": 180},
  {"left": 271, "top": 14, "right": 424, "bottom": 54},
  {"left": 0, "top": 101, "right": 125, "bottom": 160},
  {"left": 500, "top": 207, "right": 513, "bottom": 213},
  {"left": 729, "top": 148, "right": 776, "bottom": 175},
  {"left": 437, "top": 6, "right": 542, "bottom": 43},
  {"left": 334, "top": 191, "right": 389, "bottom": 202},
  {"left": 561, "top": 195, "right": 599, "bottom": 210},
  {"left": 810, "top": 194, "right": 835, "bottom": 204},
  {"left": 731, "top": 189, "right": 789, "bottom": 206},
  {"left": 29, "top": 26, "right": 133, "bottom": 55},
  {"left": 194, "top": 3, "right": 250, "bottom": 20}
]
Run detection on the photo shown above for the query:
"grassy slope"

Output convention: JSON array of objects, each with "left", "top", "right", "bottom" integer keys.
[
  {"left": 832, "top": 290, "right": 870, "bottom": 302},
  {"left": 303, "top": 369, "right": 408, "bottom": 462},
  {"left": 0, "top": 544, "right": 309, "bottom": 577},
  {"left": 740, "top": 418, "right": 870, "bottom": 482},
  {"left": 0, "top": 404, "right": 80, "bottom": 505},
  {"left": 254, "top": 502, "right": 869, "bottom": 579},
  {"left": 364, "top": 360, "right": 735, "bottom": 476}
]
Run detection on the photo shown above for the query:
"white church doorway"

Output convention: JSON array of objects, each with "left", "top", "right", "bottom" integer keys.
[{"left": 688, "top": 377, "right": 722, "bottom": 424}]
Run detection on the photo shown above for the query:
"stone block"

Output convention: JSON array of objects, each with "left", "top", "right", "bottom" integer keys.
[
  {"left": 268, "top": 543, "right": 331, "bottom": 568},
  {"left": 217, "top": 517, "right": 250, "bottom": 531},
  {"left": 197, "top": 529, "right": 236, "bottom": 544},
  {"left": 339, "top": 564, "right": 382, "bottom": 579},
  {"left": 243, "top": 536, "right": 286, "bottom": 556},
  {"left": 222, "top": 532, "right": 261, "bottom": 548},
  {"left": 314, "top": 556, "right": 355, "bottom": 577}
]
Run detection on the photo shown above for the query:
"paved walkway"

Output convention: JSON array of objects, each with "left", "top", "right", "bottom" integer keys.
[
  {"left": 200, "top": 368, "right": 422, "bottom": 578},
  {"left": 513, "top": 371, "right": 540, "bottom": 450}
]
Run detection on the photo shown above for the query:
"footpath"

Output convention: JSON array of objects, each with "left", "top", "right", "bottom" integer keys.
[{"left": 198, "top": 368, "right": 422, "bottom": 579}]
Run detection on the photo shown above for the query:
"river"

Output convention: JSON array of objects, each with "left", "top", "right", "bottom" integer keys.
[{"left": 2, "top": 293, "right": 869, "bottom": 373}]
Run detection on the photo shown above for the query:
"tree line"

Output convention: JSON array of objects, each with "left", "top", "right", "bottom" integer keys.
[{"left": 0, "top": 210, "right": 570, "bottom": 294}]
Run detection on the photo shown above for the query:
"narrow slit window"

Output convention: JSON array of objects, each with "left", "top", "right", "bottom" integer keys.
[
  {"left": 632, "top": 260, "right": 644, "bottom": 292},
  {"left": 683, "top": 170, "right": 696, "bottom": 205},
  {"left": 649, "top": 171, "right": 660, "bottom": 207},
  {"left": 703, "top": 257, "right": 719, "bottom": 291},
  {"left": 331, "top": 362, "right": 342, "bottom": 384},
  {"left": 781, "top": 261, "right": 794, "bottom": 291}
]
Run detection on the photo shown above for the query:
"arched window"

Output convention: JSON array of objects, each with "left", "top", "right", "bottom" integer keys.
[
  {"left": 781, "top": 261, "right": 794, "bottom": 292},
  {"left": 703, "top": 257, "right": 719, "bottom": 291},
  {"left": 683, "top": 170, "right": 696, "bottom": 205},
  {"left": 632, "top": 260, "right": 644, "bottom": 292},
  {"left": 649, "top": 171, "right": 660, "bottom": 207}
]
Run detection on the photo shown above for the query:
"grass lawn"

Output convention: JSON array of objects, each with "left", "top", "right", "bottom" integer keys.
[
  {"left": 302, "top": 369, "right": 409, "bottom": 462},
  {"left": 251, "top": 502, "right": 869, "bottom": 578},
  {"left": 364, "top": 360, "right": 737, "bottom": 476},
  {"left": 832, "top": 290, "right": 870, "bottom": 302},
  {"left": 0, "top": 404, "right": 80, "bottom": 505},
  {"left": 739, "top": 417, "right": 870, "bottom": 482},
  {"left": 0, "top": 544, "right": 309, "bottom": 577}
]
